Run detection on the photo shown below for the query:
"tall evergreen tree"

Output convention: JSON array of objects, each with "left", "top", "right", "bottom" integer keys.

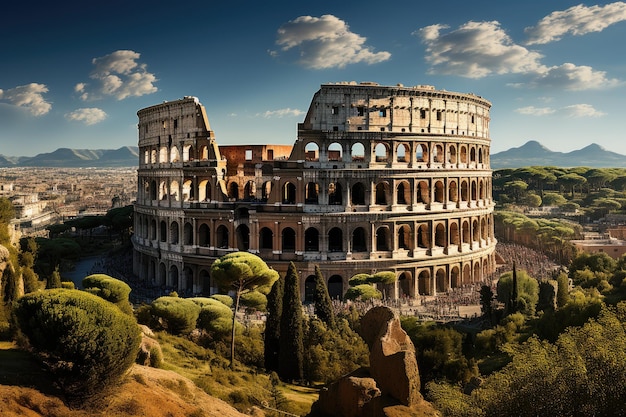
[
  {"left": 278, "top": 262, "right": 304, "bottom": 382},
  {"left": 313, "top": 265, "right": 335, "bottom": 329},
  {"left": 509, "top": 262, "right": 519, "bottom": 314},
  {"left": 264, "top": 273, "right": 284, "bottom": 372},
  {"left": 47, "top": 266, "right": 62, "bottom": 289}
]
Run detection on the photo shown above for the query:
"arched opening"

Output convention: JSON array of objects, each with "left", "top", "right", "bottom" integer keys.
[
  {"left": 450, "top": 222, "right": 460, "bottom": 246},
  {"left": 375, "top": 142, "right": 389, "bottom": 162},
  {"left": 375, "top": 227, "right": 390, "bottom": 251},
  {"left": 436, "top": 268, "right": 447, "bottom": 292},
  {"left": 183, "top": 222, "right": 193, "bottom": 245},
  {"left": 398, "top": 272, "right": 412, "bottom": 298},
  {"left": 396, "top": 181, "right": 410, "bottom": 205},
  {"left": 236, "top": 224, "right": 250, "bottom": 251},
  {"left": 150, "top": 219, "right": 157, "bottom": 240},
  {"left": 216, "top": 225, "right": 229, "bottom": 248},
  {"left": 448, "top": 145, "right": 457, "bottom": 164},
  {"left": 198, "top": 180, "right": 211, "bottom": 201},
  {"left": 169, "top": 180, "right": 180, "bottom": 201},
  {"left": 328, "top": 142, "right": 343, "bottom": 161},
  {"left": 170, "top": 146, "right": 180, "bottom": 163},
  {"left": 418, "top": 270, "right": 431, "bottom": 295},
  {"left": 199, "top": 269, "right": 211, "bottom": 295},
  {"left": 396, "top": 143, "right": 409, "bottom": 162},
  {"left": 473, "top": 219, "right": 480, "bottom": 242},
  {"left": 160, "top": 220, "right": 167, "bottom": 242},
  {"left": 435, "top": 223, "right": 446, "bottom": 247},
  {"left": 328, "top": 275, "right": 343, "bottom": 300},
  {"left": 433, "top": 144, "right": 444, "bottom": 163},
  {"left": 159, "top": 263, "right": 167, "bottom": 286},
  {"left": 182, "top": 179, "right": 193, "bottom": 201},
  {"left": 473, "top": 262, "right": 481, "bottom": 283},
  {"left": 304, "top": 275, "right": 316, "bottom": 303},
  {"left": 351, "top": 182, "right": 366, "bottom": 205},
  {"left": 375, "top": 182, "right": 388, "bottom": 205},
  {"left": 417, "top": 224, "right": 429, "bottom": 249},
  {"left": 260, "top": 227, "right": 273, "bottom": 250},
  {"left": 352, "top": 227, "right": 367, "bottom": 252},
  {"left": 449, "top": 180, "right": 458, "bottom": 203},
  {"left": 306, "top": 182, "right": 319, "bottom": 204},
  {"left": 461, "top": 180, "right": 469, "bottom": 201},
  {"left": 282, "top": 182, "right": 296, "bottom": 204},
  {"left": 305, "top": 142, "right": 320, "bottom": 161},
  {"left": 169, "top": 222, "right": 179, "bottom": 244},
  {"left": 434, "top": 181, "right": 444, "bottom": 203},
  {"left": 328, "top": 182, "right": 343, "bottom": 205},
  {"left": 416, "top": 143, "right": 428, "bottom": 163},
  {"left": 199, "top": 223, "right": 210, "bottom": 246},
  {"left": 328, "top": 227, "right": 343, "bottom": 252},
  {"left": 169, "top": 265, "right": 179, "bottom": 289},
  {"left": 228, "top": 182, "right": 239, "bottom": 200},
  {"left": 305, "top": 227, "right": 319, "bottom": 251},
  {"left": 451, "top": 266, "right": 460, "bottom": 289},
  {"left": 471, "top": 180, "right": 477, "bottom": 201},
  {"left": 282, "top": 227, "right": 296, "bottom": 251},
  {"left": 351, "top": 142, "right": 365, "bottom": 161},
  {"left": 463, "top": 264, "right": 472, "bottom": 285},
  {"left": 417, "top": 181, "right": 429, "bottom": 204},
  {"left": 244, "top": 180, "right": 256, "bottom": 200},
  {"left": 398, "top": 224, "right": 412, "bottom": 250},
  {"left": 462, "top": 221, "right": 470, "bottom": 244},
  {"left": 262, "top": 181, "right": 273, "bottom": 202}
]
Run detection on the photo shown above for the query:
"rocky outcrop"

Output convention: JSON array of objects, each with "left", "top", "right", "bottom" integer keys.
[{"left": 309, "top": 306, "right": 439, "bottom": 417}]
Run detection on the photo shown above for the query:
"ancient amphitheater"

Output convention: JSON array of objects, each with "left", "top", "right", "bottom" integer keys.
[{"left": 132, "top": 82, "right": 497, "bottom": 300}]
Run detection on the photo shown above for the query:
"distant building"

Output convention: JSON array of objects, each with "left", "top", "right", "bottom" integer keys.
[
  {"left": 132, "top": 83, "right": 497, "bottom": 299},
  {"left": 571, "top": 226, "right": 626, "bottom": 259}
]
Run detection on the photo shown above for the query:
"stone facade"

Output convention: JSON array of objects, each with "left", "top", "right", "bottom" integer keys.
[{"left": 132, "top": 83, "right": 497, "bottom": 300}]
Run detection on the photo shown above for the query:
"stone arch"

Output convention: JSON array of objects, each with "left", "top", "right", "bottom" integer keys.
[
  {"left": 244, "top": 180, "right": 256, "bottom": 200},
  {"left": 328, "top": 182, "right": 343, "bottom": 205},
  {"left": 416, "top": 143, "right": 428, "bottom": 163},
  {"left": 182, "top": 179, "right": 193, "bottom": 201},
  {"left": 216, "top": 225, "right": 229, "bottom": 248},
  {"left": 259, "top": 227, "right": 273, "bottom": 250},
  {"left": 150, "top": 180, "right": 157, "bottom": 200},
  {"left": 262, "top": 181, "right": 273, "bottom": 201},
  {"left": 398, "top": 271, "right": 412, "bottom": 298},
  {"left": 433, "top": 144, "right": 444, "bottom": 163},
  {"left": 472, "top": 219, "right": 480, "bottom": 242},
  {"left": 448, "top": 145, "right": 457, "bottom": 164},
  {"left": 473, "top": 262, "right": 481, "bottom": 283},
  {"left": 396, "top": 180, "right": 410, "bottom": 205},
  {"left": 351, "top": 142, "right": 365, "bottom": 161},
  {"left": 282, "top": 227, "right": 296, "bottom": 251},
  {"left": 228, "top": 182, "right": 239, "bottom": 199},
  {"left": 451, "top": 266, "right": 460, "bottom": 289},
  {"left": 460, "top": 145, "right": 468, "bottom": 164},
  {"left": 462, "top": 220, "right": 470, "bottom": 244},
  {"left": 305, "top": 142, "right": 320, "bottom": 161},
  {"left": 328, "top": 227, "right": 343, "bottom": 252},
  {"left": 435, "top": 223, "right": 446, "bottom": 247},
  {"left": 328, "top": 142, "right": 343, "bottom": 161},
  {"left": 306, "top": 182, "right": 319, "bottom": 204},
  {"left": 198, "top": 179, "right": 211, "bottom": 201},
  {"left": 169, "top": 180, "right": 180, "bottom": 201},
  {"left": 182, "top": 144, "right": 193, "bottom": 162},
  {"left": 198, "top": 223, "right": 210, "bottom": 246},
  {"left": 328, "top": 275, "right": 343, "bottom": 300},
  {"left": 375, "top": 142, "right": 389, "bottom": 162},
  {"left": 352, "top": 227, "right": 367, "bottom": 252},
  {"left": 236, "top": 224, "right": 250, "bottom": 251},
  {"left": 351, "top": 182, "right": 366, "bottom": 205},
  {"left": 397, "top": 224, "right": 412, "bottom": 250},
  {"left": 417, "top": 180, "right": 430, "bottom": 204},
  {"left": 417, "top": 224, "right": 430, "bottom": 248},
  {"left": 305, "top": 227, "right": 320, "bottom": 251},
  {"left": 304, "top": 275, "right": 316, "bottom": 303},
  {"left": 282, "top": 182, "right": 296, "bottom": 204},
  {"left": 479, "top": 179, "right": 485, "bottom": 200},
  {"left": 462, "top": 264, "right": 472, "bottom": 285},
  {"left": 170, "top": 146, "right": 180, "bottom": 163},
  {"left": 159, "top": 146, "right": 167, "bottom": 163},
  {"left": 375, "top": 226, "right": 390, "bottom": 251},
  {"left": 418, "top": 270, "right": 431, "bottom": 295},
  {"left": 434, "top": 180, "right": 445, "bottom": 203},
  {"left": 169, "top": 265, "right": 179, "bottom": 289},
  {"left": 396, "top": 143, "right": 409, "bottom": 163},
  {"left": 199, "top": 269, "right": 211, "bottom": 295},
  {"left": 158, "top": 262, "right": 167, "bottom": 286},
  {"left": 436, "top": 268, "right": 447, "bottom": 292},
  {"left": 471, "top": 180, "right": 477, "bottom": 201},
  {"left": 151, "top": 149, "right": 157, "bottom": 164},
  {"left": 450, "top": 222, "right": 460, "bottom": 246},
  {"left": 461, "top": 180, "right": 469, "bottom": 201},
  {"left": 160, "top": 220, "right": 167, "bottom": 242},
  {"left": 183, "top": 222, "right": 193, "bottom": 245},
  {"left": 449, "top": 180, "right": 458, "bottom": 203},
  {"left": 375, "top": 182, "right": 389, "bottom": 205},
  {"left": 150, "top": 219, "right": 157, "bottom": 240},
  {"left": 470, "top": 147, "right": 476, "bottom": 163}
]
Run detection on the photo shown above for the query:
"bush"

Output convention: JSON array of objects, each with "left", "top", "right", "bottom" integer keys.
[
  {"left": 83, "top": 274, "right": 133, "bottom": 315},
  {"left": 13, "top": 289, "right": 141, "bottom": 400},
  {"left": 210, "top": 294, "right": 233, "bottom": 307},
  {"left": 151, "top": 296, "right": 201, "bottom": 335},
  {"left": 344, "top": 284, "right": 382, "bottom": 301},
  {"left": 192, "top": 297, "right": 235, "bottom": 337}
]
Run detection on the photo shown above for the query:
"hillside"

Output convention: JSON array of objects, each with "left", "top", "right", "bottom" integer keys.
[
  {"left": 491, "top": 140, "right": 626, "bottom": 168},
  {"left": 0, "top": 342, "right": 249, "bottom": 417}
]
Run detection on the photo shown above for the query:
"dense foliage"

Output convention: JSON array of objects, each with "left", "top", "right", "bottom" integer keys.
[
  {"left": 83, "top": 274, "right": 133, "bottom": 315},
  {"left": 278, "top": 262, "right": 304, "bottom": 382},
  {"left": 13, "top": 289, "right": 141, "bottom": 400},
  {"left": 150, "top": 295, "right": 201, "bottom": 335},
  {"left": 312, "top": 265, "right": 336, "bottom": 329}
]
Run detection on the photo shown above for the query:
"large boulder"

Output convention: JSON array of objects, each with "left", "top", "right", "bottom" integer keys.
[{"left": 308, "top": 306, "right": 439, "bottom": 417}]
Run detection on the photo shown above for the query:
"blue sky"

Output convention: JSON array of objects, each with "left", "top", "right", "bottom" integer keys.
[{"left": 1, "top": 0, "right": 625, "bottom": 157}]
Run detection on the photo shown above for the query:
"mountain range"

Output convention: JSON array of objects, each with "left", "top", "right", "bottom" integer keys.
[
  {"left": 490, "top": 141, "right": 626, "bottom": 169},
  {"left": 0, "top": 141, "right": 624, "bottom": 168},
  {"left": 0, "top": 146, "right": 139, "bottom": 168}
]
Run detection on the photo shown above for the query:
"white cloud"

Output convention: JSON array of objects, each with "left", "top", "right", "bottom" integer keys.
[
  {"left": 65, "top": 108, "right": 108, "bottom": 125},
  {"left": 0, "top": 83, "right": 52, "bottom": 116},
  {"left": 415, "top": 21, "right": 545, "bottom": 78},
  {"left": 562, "top": 103, "right": 606, "bottom": 118},
  {"left": 516, "top": 103, "right": 605, "bottom": 118},
  {"left": 273, "top": 14, "right": 391, "bottom": 69},
  {"left": 76, "top": 50, "right": 158, "bottom": 101},
  {"left": 259, "top": 108, "right": 305, "bottom": 118},
  {"left": 525, "top": 2, "right": 626, "bottom": 45},
  {"left": 532, "top": 63, "right": 621, "bottom": 90},
  {"left": 515, "top": 106, "right": 556, "bottom": 116}
]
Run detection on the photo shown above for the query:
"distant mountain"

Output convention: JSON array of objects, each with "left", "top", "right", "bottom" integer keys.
[
  {"left": 0, "top": 146, "right": 139, "bottom": 167},
  {"left": 491, "top": 141, "right": 626, "bottom": 169}
]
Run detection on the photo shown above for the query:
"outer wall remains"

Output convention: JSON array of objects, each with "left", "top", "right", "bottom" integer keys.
[{"left": 132, "top": 83, "right": 497, "bottom": 301}]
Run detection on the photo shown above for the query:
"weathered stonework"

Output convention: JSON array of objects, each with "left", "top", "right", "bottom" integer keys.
[{"left": 132, "top": 82, "right": 497, "bottom": 299}]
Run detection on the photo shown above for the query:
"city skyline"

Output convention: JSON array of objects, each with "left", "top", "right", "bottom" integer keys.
[{"left": 1, "top": 0, "right": 625, "bottom": 157}]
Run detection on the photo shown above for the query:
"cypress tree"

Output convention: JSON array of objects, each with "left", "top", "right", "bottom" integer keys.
[
  {"left": 509, "top": 261, "right": 519, "bottom": 314},
  {"left": 264, "top": 273, "right": 284, "bottom": 372},
  {"left": 313, "top": 265, "right": 336, "bottom": 329},
  {"left": 278, "top": 262, "right": 304, "bottom": 382}
]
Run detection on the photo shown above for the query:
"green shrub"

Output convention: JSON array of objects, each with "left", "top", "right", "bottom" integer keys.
[
  {"left": 13, "top": 289, "right": 141, "bottom": 400},
  {"left": 344, "top": 284, "right": 382, "bottom": 301},
  {"left": 151, "top": 296, "right": 201, "bottom": 335},
  {"left": 83, "top": 274, "right": 133, "bottom": 315},
  {"left": 192, "top": 297, "right": 235, "bottom": 337},
  {"left": 210, "top": 294, "right": 233, "bottom": 307}
]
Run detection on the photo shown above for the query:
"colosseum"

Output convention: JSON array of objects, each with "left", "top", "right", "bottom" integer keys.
[{"left": 132, "top": 82, "right": 497, "bottom": 301}]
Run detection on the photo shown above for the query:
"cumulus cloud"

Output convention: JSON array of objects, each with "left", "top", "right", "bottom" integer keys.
[
  {"left": 259, "top": 108, "right": 305, "bottom": 118},
  {"left": 415, "top": 21, "right": 545, "bottom": 78},
  {"left": 525, "top": 2, "right": 626, "bottom": 45},
  {"left": 76, "top": 50, "right": 157, "bottom": 101},
  {"left": 531, "top": 63, "right": 621, "bottom": 90},
  {"left": 516, "top": 103, "right": 605, "bottom": 118},
  {"left": 65, "top": 108, "right": 108, "bottom": 125},
  {"left": 0, "top": 83, "right": 52, "bottom": 116},
  {"left": 272, "top": 14, "right": 391, "bottom": 69}
]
